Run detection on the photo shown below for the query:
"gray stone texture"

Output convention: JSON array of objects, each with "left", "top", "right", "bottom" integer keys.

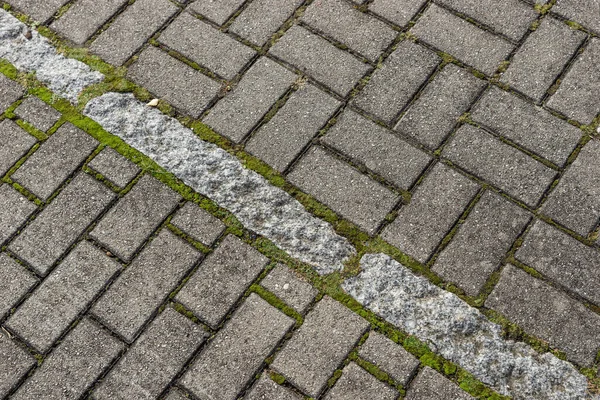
[
  {"left": 90, "top": 174, "right": 181, "bottom": 262},
  {"left": 7, "top": 0, "right": 68, "bottom": 22},
  {"left": 0, "top": 120, "right": 36, "bottom": 178},
  {"left": 411, "top": 4, "right": 514, "bottom": 75},
  {"left": 271, "top": 296, "right": 369, "bottom": 397},
  {"left": 406, "top": 367, "right": 472, "bottom": 400},
  {"left": 11, "top": 122, "right": 98, "bottom": 201},
  {"left": 89, "top": 0, "right": 178, "bottom": 66},
  {"left": 181, "top": 293, "right": 295, "bottom": 400},
  {"left": 188, "top": 0, "right": 245, "bottom": 25},
  {"left": 9, "top": 173, "right": 115, "bottom": 275},
  {"left": 88, "top": 147, "right": 141, "bottom": 189},
  {"left": 203, "top": 57, "right": 295, "bottom": 142},
  {"left": 288, "top": 146, "right": 399, "bottom": 234},
  {"left": 176, "top": 235, "right": 268, "bottom": 328},
  {"left": 260, "top": 264, "right": 318, "bottom": 314},
  {"left": 324, "top": 362, "right": 398, "bottom": 400},
  {"left": 170, "top": 202, "right": 225, "bottom": 246},
  {"left": 353, "top": 40, "right": 440, "bottom": 123},
  {"left": 395, "top": 63, "right": 485, "bottom": 149},
  {"left": 323, "top": 109, "right": 431, "bottom": 189},
  {"left": 369, "top": 0, "right": 425, "bottom": 27},
  {"left": 14, "top": 96, "right": 61, "bottom": 132},
  {"left": 0, "top": 73, "right": 24, "bottom": 112},
  {"left": 269, "top": 25, "right": 370, "bottom": 96},
  {"left": 0, "top": 183, "right": 37, "bottom": 244},
  {"left": 501, "top": 17, "right": 585, "bottom": 101},
  {"left": 0, "top": 253, "right": 37, "bottom": 319},
  {"left": 553, "top": 0, "right": 600, "bottom": 35},
  {"left": 92, "top": 229, "right": 200, "bottom": 342},
  {"left": 0, "top": 334, "right": 35, "bottom": 398},
  {"left": 164, "top": 388, "right": 189, "bottom": 400},
  {"left": 246, "top": 375, "right": 302, "bottom": 400},
  {"left": 382, "top": 163, "right": 479, "bottom": 263},
  {"left": 359, "top": 331, "right": 419, "bottom": 386}
]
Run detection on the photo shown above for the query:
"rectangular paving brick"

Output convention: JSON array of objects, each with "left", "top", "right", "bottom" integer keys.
[
  {"left": 92, "top": 229, "right": 200, "bottom": 342},
  {"left": 247, "top": 375, "right": 302, "bottom": 400},
  {"left": 382, "top": 163, "right": 479, "bottom": 263},
  {"left": 0, "top": 335, "right": 35, "bottom": 398},
  {"left": 188, "top": 0, "right": 245, "bottom": 25},
  {"left": 0, "top": 184, "right": 37, "bottom": 245},
  {"left": 411, "top": 4, "right": 514, "bottom": 75},
  {"left": 359, "top": 331, "right": 419, "bottom": 386},
  {"left": 0, "top": 120, "right": 36, "bottom": 178},
  {"left": 353, "top": 40, "right": 439, "bottom": 123},
  {"left": 406, "top": 367, "right": 473, "bottom": 400},
  {"left": 325, "top": 362, "right": 397, "bottom": 400},
  {"left": 288, "top": 146, "right": 399, "bottom": 234},
  {"left": 176, "top": 235, "right": 268, "bottom": 328},
  {"left": 443, "top": 124, "right": 556, "bottom": 207},
  {"left": 369, "top": 0, "right": 426, "bottom": 27},
  {"left": 553, "top": 0, "right": 600, "bottom": 35},
  {"left": 181, "top": 293, "right": 295, "bottom": 400},
  {"left": 94, "top": 308, "right": 206, "bottom": 400},
  {"left": 0, "top": 74, "right": 24, "bottom": 113},
  {"left": 260, "top": 264, "right": 318, "bottom": 314},
  {"left": 0, "top": 253, "right": 37, "bottom": 320},
  {"left": 90, "top": 174, "right": 181, "bottom": 262},
  {"left": 11, "top": 319, "right": 124, "bottom": 400},
  {"left": 203, "top": 57, "right": 295, "bottom": 142},
  {"left": 11, "top": 122, "right": 98, "bottom": 201},
  {"left": 14, "top": 97, "right": 61, "bottom": 133},
  {"left": 90, "top": 0, "right": 179, "bottom": 66},
  {"left": 9, "top": 173, "right": 115, "bottom": 275},
  {"left": 6, "top": 241, "right": 120, "bottom": 353},
  {"left": 87, "top": 147, "right": 141, "bottom": 189},
  {"left": 8, "top": 0, "right": 69, "bottom": 22},
  {"left": 271, "top": 296, "right": 369, "bottom": 397},
  {"left": 170, "top": 202, "right": 225, "bottom": 246},
  {"left": 270, "top": 25, "right": 370, "bottom": 96}
]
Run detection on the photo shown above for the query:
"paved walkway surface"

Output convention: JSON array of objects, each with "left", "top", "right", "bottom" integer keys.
[{"left": 0, "top": 0, "right": 599, "bottom": 399}]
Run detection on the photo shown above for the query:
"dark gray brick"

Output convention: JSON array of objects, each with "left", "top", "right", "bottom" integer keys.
[
  {"left": 88, "top": 147, "right": 141, "bottom": 189},
  {"left": 432, "top": 191, "right": 530, "bottom": 296},
  {"left": 270, "top": 25, "right": 370, "bottom": 96},
  {"left": 382, "top": 163, "right": 479, "bottom": 263},
  {"left": 443, "top": 124, "right": 556, "bottom": 207},
  {"left": 176, "top": 235, "right": 268, "bottom": 328},
  {"left": 9, "top": 173, "right": 115, "bottom": 275},
  {"left": 11, "top": 123, "right": 98, "bottom": 201},
  {"left": 6, "top": 241, "right": 120, "bottom": 352},
  {"left": 14, "top": 97, "right": 61, "bottom": 133},
  {"left": 246, "top": 83, "right": 340, "bottom": 172},
  {"left": 0, "top": 74, "right": 23, "bottom": 113},
  {"left": 411, "top": 4, "right": 514, "bottom": 75},
  {"left": 288, "top": 146, "right": 399, "bottom": 234},
  {"left": 406, "top": 367, "right": 473, "bottom": 400},
  {"left": 170, "top": 202, "right": 225, "bottom": 246},
  {"left": 325, "top": 362, "right": 398, "bottom": 400},
  {"left": 188, "top": 0, "right": 245, "bottom": 25},
  {"left": 7, "top": 0, "right": 68, "bottom": 22},
  {"left": 0, "top": 120, "right": 36, "bottom": 178},
  {"left": 247, "top": 375, "right": 302, "bottom": 400},
  {"left": 0, "top": 184, "right": 37, "bottom": 244},
  {"left": 92, "top": 229, "right": 200, "bottom": 342},
  {"left": 94, "top": 308, "right": 205, "bottom": 400},
  {"left": 271, "top": 296, "right": 369, "bottom": 397},
  {"left": 89, "top": 0, "right": 179, "bottom": 66},
  {"left": 90, "top": 174, "right": 181, "bottom": 262},
  {"left": 369, "top": 0, "right": 426, "bottom": 27},
  {"left": 353, "top": 40, "right": 439, "bottom": 123},
  {"left": 203, "top": 57, "right": 295, "bottom": 142},
  {"left": 0, "top": 335, "right": 35, "bottom": 398},
  {"left": 181, "top": 293, "right": 294, "bottom": 400},
  {"left": 359, "top": 331, "right": 419, "bottom": 386},
  {"left": 324, "top": 109, "right": 431, "bottom": 190},
  {"left": 553, "top": 0, "right": 600, "bottom": 35},
  {"left": 260, "top": 264, "right": 318, "bottom": 314},
  {"left": 0, "top": 253, "right": 37, "bottom": 320}
]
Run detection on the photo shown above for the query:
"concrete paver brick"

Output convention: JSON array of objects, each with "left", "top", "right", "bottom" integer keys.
[
  {"left": 260, "top": 263, "right": 318, "bottom": 314},
  {"left": 246, "top": 375, "right": 302, "bottom": 400},
  {"left": 170, "top": 202, "right": 225, "bottom": 246},
  {"left": 164, "top": 388, "right": 189, "bottom": 400},
  {"left": 553, "top": 0, "right": 600, "bottom": 35},
  {"left": 406, "top": 367, "right": 473, "bottom": 400},
  {"left": 0, "top": 184, "right": 37, "bottom": 245},
  {"left": 359, "top": 331, "right": 419, "bottom": 386},
  {"left": 14, "top": 97, "right": 60, "bottom": 133},
  {"left": 0, "top": 120, "right": 36, "bottom": 178},
  {"left": 368, "top": 0, "right": 426, "bottom": 27},
  {"left": 0, "top": 253, "right": 37, "bottom": 320},
  {"left": 87, "top": 147, "right": 141, "bottom": 189},
  {"left": 7, "top": 0, "right": 68, "bottom": 22},
  {"left": 324, "top": 362, "right": 398, "bottom": 400},
  {"left": 0, "top": 335, "right": 35, "bottom": 398},
  {"left": 0, "top": 74, "right": 23, "bottom": 113},
  {"left": 188, "top": 0, "right": 246, "bottom": 25}
]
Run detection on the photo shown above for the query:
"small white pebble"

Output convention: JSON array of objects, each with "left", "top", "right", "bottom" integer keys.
[
  {"left": 283, "top": 283, "right": 290, "bottom": 290},
  {"left": 147, "top": 98, "right": 159, "bottom": 107}
]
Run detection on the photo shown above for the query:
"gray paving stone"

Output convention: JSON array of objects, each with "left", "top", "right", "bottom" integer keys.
[
  {"left": 260, "top": 264, "right": 318, "bottom": 314},
  {"left": 11, "top": 319, "right": 124, "bottom": 400},
  {"left": 94, "top": 308, "right": 205, "bottom": 400},
  {"left": 323, "top": 109, "right": 431, "bottom": 189},
  {"left": 159, "top": 12, "right": 255, "bottom": 79},
  {"left": 0, "top": 334, "right": 35, "bottom": 398},
  {"left": 470, "top": 86, "right": 582, "bottom": 167},
  {"left": 288, "top": 146, "right": 399, "bottom": 234},
  {"left": 325, "top": 362, "right": 398, "bottom": 400},
  {"left": 164, "top": 388, "right": 189, "bottom": 400},
  {"left": 181, "top": 293, "right": 295, "bottom": 400},
  {"left": 14, "top": 97, "right": 61, "bottom": 133},
  {"left": 90, "top": 174, "right": 181, "bottom": 262},
  {"left": 547, "top": 38, "right": 600, "bottom": 124},
  {"left": 88, "top": 147, "right": 141, "bottom": 189},
  {"left": 0, "top": 120, "right": 36, "bottom": 178},
  {"left": 353, "top": 40, "right": 439, "bottom": 123},
  {"left": 553, "top": 0, "right": 600, "bottom": 35},
  {"left": 359, "top": 331, "right": 419, "bottom": 386},
  {"left": 406, "top": 367, "right": 473, "bottom": 400},
  {"left": 411, "top": 4, "right": 514, "bottom": 75},
  {"left": 0, "top": 73, "right": 24, "bottom": 113},
  {"left": 92, "top": 229, "right": 200, "bottom": 342},
  {"left": 188, "top": 0, "right": 245, "bottom": 25},
  {"left": 432, "top": 191, "right": 530, "bottom": 296},
  {"left": 90, "top": 0, "right": 179, "bottom": 66},
  {"left": 11, "top": 122, "right": 98, "bottom": 201},
  {"left": 6, "top": 241, "right": 120, "bottom": 352},
  {"left": 516, "top": 219, "right": 600, "bottom": 306},
  {"left": 7, "top": 0, "right": 68, "bottom": 22},
  {"left": 271, "top": 296, "right": 369, "bottom": 397},
  {"left": 443, "top": 124, "right": 556, "bottom": 207},
  {"left": 382, "top": 163, "right": 479, "bottom": 263},
  {"left": 486, "top": 264, "right": 600, "bottom": 366},
  {"left": 247, "top": 375, "right": 301, "bottom": 400},
  {"left": 170, "top": 202, "right": 225, "bottom": 246},
  {"left": 9, "top": 173, "right": 115, "bottom": 275},
  {"left": 246, "top": 83, "right": 340, "bottom": 172},
  {"left": 369, "top": 0, "right": 426, "bottom": 27},
  {"left": 203, "top": 57, "right": 295, "bottom": 142},
  {"left": 0, "top": 184, "right": 37, "bottom": 244},
  {"left": 501, "top": 17, "right": 585, "bottom": 101},
  {"left": 270, "top": 25, "right": 370, "bottom": 96},
  {"left": 176, "top": 235, "right": 268, "bottom": 328},
  {"left": 0, "top": 253, "right": 37, "bottom": 320},
  {"left": 395, "top": 63, "right": 484, "bottom": 149}
]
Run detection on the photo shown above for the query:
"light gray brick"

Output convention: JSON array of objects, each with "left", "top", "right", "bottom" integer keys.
[
  {"left": 9, "top": 173, "right": 115, "bottom": 275},
  {"left": 0, "top": 184, "right": 37, "bottom": 244},
  {"left": 88, "top": 147, "right": 141, "bottom": 189},
  {"left": 0, "top": 74, "right": 23, "bottom": 113},
  {"left": 246, "top": 375, "right": 302, "bottom": 400},
  {"left": 90, "top": 174, "right": 181, "bottom": 262},
  {"left": 288, "top": 146, "right": 399, "bottom": 234},
  {"left": 553, "top": 0, "right": 600, "bottom": 35},
  {"left": 369, "top": 0, "right": 426, "bottom": 27},
  {"left": 260, "top": 264, "right": 318, "bottom": 314},
  {"left": 14, "top": 97, "right": 61, "bottom": 133},
  {"left": 325, "top": 362, "right": 397, "bottom": 400},
  {"left": 92, "top": 229, "right": 201, "bottom": 342},
  {"left": 0, "top": 334, "right": 35, "bottom": 398},
  {"left": 406, "top": 367, "right": 473, "bottom": 400},
  {"left": 411, "top": 4, "right": 514, "bottom": 75},
  {"left": 188, "top": 0, "right": 245, "bottom": 25},
  {"left": 11, "top": 122, "right": 98, "bottom": 201},
  {"left": 6, "top": 241, "right": 120, "bottom": 352},
  {"left": 164, "top": 388, "right": 189, "bottom": 400},
  {"left": 176, "top": 235, "right": 268, "bottom": 328},
  {"left": 0, "top": 253, "right": 37, "bottom": 320},
  {"left": 0, "top": 120, "right": 36, "bottom": 177},
  {"left": 382, "top": 163, "right": 479, "bottom": 263},
  {"left": 170, "top": 202, "right": 225, "bottom": 246},
  {"left": 271, "top": 296, "right": 369, "bottom": 397},
  {"left": 203, "top": 57, "right": 295, "bottom": 142},
  {"left": 270, "top": 25, "right": 370, "bottom": 96},
  {"left": 359, "top": 331, "right": 419, "bottom": 386},
  {"left": 7, "top": 0, "right": 68, "bottom": 22},
  {"left": 181, "top": 293, "right": 295, "bottom": 400}
]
